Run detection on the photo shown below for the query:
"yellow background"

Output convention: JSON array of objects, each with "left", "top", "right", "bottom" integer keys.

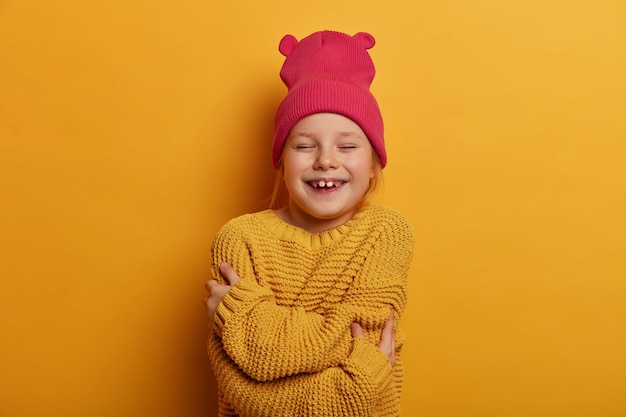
[{"left": 1, "top": 0, "right": 625, "bottom": 416}]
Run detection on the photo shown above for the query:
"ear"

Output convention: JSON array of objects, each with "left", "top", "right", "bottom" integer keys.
[
  {"left": 370, "top": 161, "right": 380, "bottom": 179},
  {"left": 279, "top": 34, "right": 299, "bottom": 56},
  {"left": 353, "top": 32, "right": 375, "bottom": 49},
  {"left": 370, "top": 149, "right": 382, "bottom": 179}
]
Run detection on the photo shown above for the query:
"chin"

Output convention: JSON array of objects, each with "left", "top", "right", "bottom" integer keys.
[{"left": 310, "top": 208, "right": 352, "bottom": 222}]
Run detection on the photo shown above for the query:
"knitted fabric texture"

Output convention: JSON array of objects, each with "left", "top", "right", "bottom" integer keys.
[
  {"left": 272, "top": 30, "right": 386, "bottom": 169},
  {"left": 207, "top": 203, "right": 414, "bottom": 417}
]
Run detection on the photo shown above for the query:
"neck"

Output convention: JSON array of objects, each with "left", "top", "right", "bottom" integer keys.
[{"left": 274, "top": 206, "right": 355, "bottom": 233}]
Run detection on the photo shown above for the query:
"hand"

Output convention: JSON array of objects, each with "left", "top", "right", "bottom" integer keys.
[
  {"left": 204, "top": 262, "right": 242, "bottom": 325},
  {"left": 350, "top": 309, "right": 396, "bottom": 367}
]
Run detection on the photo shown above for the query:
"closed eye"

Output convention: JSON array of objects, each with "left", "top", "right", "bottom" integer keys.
[{"left": 293, "top": 144, "right": 315, "bottom": 150}]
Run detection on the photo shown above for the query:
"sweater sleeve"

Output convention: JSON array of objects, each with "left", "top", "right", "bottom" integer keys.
[
  {"left": 214, "top": 278, "right": 354, "bottom": 382},
  {"left": 207, "top": 329, "right": 394, "bottom": 417},
  {"left": 210, "top": 209, "right": 414, "bottom": 382}
]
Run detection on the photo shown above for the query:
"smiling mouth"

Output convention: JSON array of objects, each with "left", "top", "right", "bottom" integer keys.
[{"left": 308, "top": 180, "right": 345, "bottom": 189}]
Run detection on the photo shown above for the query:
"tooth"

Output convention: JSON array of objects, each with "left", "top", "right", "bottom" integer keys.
[
  {"left": 319, "top": 181, "right": 326, "bottom": 187},
  {"left": 327, "top": 181, "right": 334, "bottom": 187}
]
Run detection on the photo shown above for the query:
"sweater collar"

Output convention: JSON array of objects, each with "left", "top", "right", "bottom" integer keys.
[{"left": 256, "top": 203, "right": 372, "bottom": 250}]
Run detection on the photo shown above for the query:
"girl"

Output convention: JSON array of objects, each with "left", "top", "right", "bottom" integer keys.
[{"left": 205, "top": 30, "right": 414, "bottom": 417}]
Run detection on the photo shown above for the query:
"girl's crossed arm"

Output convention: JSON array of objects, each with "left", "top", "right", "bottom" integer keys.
[{"left": 207, "top": 311, "right": 397, "bottom": 417}]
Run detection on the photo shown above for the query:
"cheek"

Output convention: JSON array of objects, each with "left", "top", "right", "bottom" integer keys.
[
  {"left": 281, "top": 158, "right": 305, "bottom": 187},
  {"left": 281, "top": 160, "right": 296, "bottom": 180},
  {"left": 348, "top": 155, "right": 375, "bottom": 180},
  {"left": 346, "top": 164, "right": 373, "bottom": 184},
  {"left": 283, "top": 153, "right": 314, "bottom": 174}
]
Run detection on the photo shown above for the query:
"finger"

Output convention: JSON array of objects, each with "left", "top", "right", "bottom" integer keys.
[
  {"left": 382, "top": 309, "right": 395, "bottom": 333},
  {"left": 219, "top": 262, "right": 242, "bottom": 286},
  {"left": 205, "top": 279, "right": 218, "bottom": 292},
  {"left": 350, "top": 322, "right": 365, "bottom": 339},
  {"left": 379, "top": 310, "right": 395, "bottom": 346}
]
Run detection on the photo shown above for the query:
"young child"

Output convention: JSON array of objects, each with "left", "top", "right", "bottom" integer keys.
[{"left": 205, "top": 30, "right": 414, "bottom": 417}]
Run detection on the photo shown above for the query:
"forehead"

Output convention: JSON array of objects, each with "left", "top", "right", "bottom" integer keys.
[{"left": 288, "top": 113, "right": 367, "bottom": 138}]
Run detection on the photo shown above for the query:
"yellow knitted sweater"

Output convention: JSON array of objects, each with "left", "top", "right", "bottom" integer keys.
[{"left": 207, "top": 202, "right": 414, "bottom": 417}]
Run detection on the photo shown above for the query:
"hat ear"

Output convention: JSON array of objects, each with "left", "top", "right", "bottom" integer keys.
[
  {"left": 279, "top": 34, "right": 299, "bottom": 56},
  {"left": 353, "top": 32, "right": 375, "bottom": 49}
]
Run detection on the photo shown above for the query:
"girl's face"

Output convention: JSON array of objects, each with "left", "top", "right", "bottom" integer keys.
[{"left": 279, "top": 113, "right": 377, "bottom": 233}]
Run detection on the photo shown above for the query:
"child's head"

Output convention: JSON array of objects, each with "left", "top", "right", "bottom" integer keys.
[
  {"left": 269, "top": 31, "right": 386, "bottom": 227},
  {"left": 272, "top": 30, "right": 386, "bottom": 169}
]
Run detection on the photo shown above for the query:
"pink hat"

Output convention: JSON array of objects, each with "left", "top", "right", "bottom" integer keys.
[{"left": 272, "top": 30, "right": 386, "bottom": 169}]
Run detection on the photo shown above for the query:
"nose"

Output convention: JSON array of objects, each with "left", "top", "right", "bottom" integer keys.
[{"left": 313, "top": 148, "right": 338, "bottom": 170}]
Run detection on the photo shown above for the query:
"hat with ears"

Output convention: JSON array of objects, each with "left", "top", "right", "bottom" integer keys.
[{"left": 272, "top": 30, "right": 386, "bottom": 169}]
